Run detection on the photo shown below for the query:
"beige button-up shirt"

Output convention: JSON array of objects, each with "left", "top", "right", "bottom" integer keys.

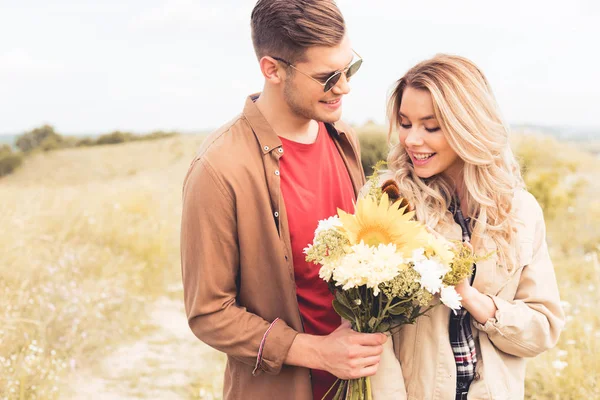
[{"left": 181, "top": 95, "right": 366, "bottom": 400}]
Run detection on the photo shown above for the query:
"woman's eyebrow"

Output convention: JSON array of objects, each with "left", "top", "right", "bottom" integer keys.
[{"left": 399, "top": 112, "right": 436, "bottom": 121}]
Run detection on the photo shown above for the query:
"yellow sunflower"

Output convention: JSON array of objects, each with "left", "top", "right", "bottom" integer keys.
[{"left": 337, "top": 193, "right": 428, "bottom": 257}]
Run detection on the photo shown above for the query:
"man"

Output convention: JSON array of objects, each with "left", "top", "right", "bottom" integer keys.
[{"left": 181, "top": 1, "right": 386, "bottom": 398}]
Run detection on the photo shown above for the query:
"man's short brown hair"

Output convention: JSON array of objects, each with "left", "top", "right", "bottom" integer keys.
[{"left": 251, "top": 0, "right": 346, "bottom": 64}]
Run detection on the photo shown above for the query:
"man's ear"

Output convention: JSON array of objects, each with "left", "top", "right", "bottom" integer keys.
[{"left": 259, "top": 56, "right": 284, "bottom": 84}]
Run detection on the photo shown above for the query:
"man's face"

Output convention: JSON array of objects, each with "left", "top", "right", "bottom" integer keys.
[{"left": 282, "top": 35, "right": 355, "bottom": 124}]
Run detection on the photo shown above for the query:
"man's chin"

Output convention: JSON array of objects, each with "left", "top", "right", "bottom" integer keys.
[{"left": 315, "top": 109, "right": 343, "bottom": 124}]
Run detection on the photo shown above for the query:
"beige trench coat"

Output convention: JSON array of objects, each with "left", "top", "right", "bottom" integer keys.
[{"left": 393, "top": 189, "right": 565, "bottom": 399}]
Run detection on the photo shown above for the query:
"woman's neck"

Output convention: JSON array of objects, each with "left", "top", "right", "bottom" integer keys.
[{"left": 449, "top": 174, "right": 469, "bottom": 217}]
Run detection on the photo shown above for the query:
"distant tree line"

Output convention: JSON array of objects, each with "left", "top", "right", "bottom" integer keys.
[{"left": 0, "top": 125, "right": 178, "bottom": 177}]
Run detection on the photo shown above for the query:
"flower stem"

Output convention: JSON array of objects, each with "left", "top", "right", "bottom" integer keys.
[{"left": 366, "top": 376, "right": 373, "bottom": 400}]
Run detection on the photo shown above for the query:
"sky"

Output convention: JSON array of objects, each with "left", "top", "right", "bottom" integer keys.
[{"left": 0, "top": 0, "right": 598, "bottom": 135}]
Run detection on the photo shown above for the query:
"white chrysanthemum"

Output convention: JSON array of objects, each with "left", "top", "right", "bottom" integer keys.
[
  {"left": 333, "top": 251, "right": 370, "bottom": 291},
  {"left": 318, "top": 260, "right": 336, "bottom": 282},
  {"left": 314, "top": 215, "right": 343, "bottom": 236},
  {"left": 331, "top": 242, "right": 403, "bottom": 296},
  {"left": 303, "top": 243, "right": 313, "bottom": 255},
  {"left": 374, "top": 243, "right": 404, "bottom": 264},
  {"left": 413, "top": 259, "right": 450, "bottom": 295},
  {"left": 410, "top": 248, "right": 426, "bottom": 263},
  {"left": 351, "top": 241, "right": 374, "bottom": 260},
  {"left": 440, "top": 285, "right": 462, "bottom": 313}
]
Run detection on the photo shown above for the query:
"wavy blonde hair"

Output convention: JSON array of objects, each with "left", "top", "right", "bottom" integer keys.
[{"left": 387, "top": 54, "right": 524, "bottom": 270}]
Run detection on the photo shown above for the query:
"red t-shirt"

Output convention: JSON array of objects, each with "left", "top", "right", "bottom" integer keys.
[{"left": 279, "top": 122, "right": 356, "bottom": 400}]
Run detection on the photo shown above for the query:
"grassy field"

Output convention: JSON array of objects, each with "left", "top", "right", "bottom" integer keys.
[{"left": 0, "top": 130, "right": 598, "bottom": 399}]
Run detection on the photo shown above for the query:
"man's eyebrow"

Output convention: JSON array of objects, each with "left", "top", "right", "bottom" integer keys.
[{"left": 314, "top": 54, "right": 355, "bottom": 78}]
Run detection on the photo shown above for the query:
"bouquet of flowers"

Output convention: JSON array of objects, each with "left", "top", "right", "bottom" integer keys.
[{"left": 304, "top": 171, "right": 479, "bottom": 400}]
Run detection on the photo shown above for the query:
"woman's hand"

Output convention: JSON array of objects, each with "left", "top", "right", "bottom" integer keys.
[{"left": 456, "top": 278, "right": 497, "bottom": 324}]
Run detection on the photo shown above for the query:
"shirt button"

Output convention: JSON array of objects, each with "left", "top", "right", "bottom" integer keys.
[
  {"left": 274, "top": 211, "right": 279, "bottom": 217},
  {"left": 263, "top": 145, "right": 269, "bottom": 151},
  {"left": 274, "top": 170, "right": 280, "bottom": 176}
]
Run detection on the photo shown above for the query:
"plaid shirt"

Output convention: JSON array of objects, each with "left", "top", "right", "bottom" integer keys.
[{"left": 449, "top": 199, "right": 478, "bottom": 397}]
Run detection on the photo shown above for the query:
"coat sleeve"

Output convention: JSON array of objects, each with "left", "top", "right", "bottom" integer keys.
[
  {"left": 180, "top": 157, "right": 298, "bottom": 375},
  {"left": 472, "top": 193, "right": 565, "bottom": 357}
]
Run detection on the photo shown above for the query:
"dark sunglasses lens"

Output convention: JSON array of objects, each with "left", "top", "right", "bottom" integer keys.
[
  {"left": 324, "top": 72, "right": 341, "bottom": 92},
  {"left": 346, "top": 59, "right": 362, "bottom": 80}
]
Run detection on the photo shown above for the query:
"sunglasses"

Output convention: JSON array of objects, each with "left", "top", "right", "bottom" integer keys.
[{"left": 272, "top": 50, "right": 363, "bottom": 92}]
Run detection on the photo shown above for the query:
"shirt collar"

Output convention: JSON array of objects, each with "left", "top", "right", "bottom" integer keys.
[{"left": 242, "top": 93, "right": 345, "bottom": 154}]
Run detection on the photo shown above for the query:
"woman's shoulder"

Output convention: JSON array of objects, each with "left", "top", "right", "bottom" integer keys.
[
  {"left": 512, "top": 188, "right": 544, "bottom": 222},
  {"left": 512, "top": 188, "right": 546, "bottom": 248}
]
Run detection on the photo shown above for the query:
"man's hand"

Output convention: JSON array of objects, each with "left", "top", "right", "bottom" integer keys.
[{"left": 285, "top": 320, "right": 387, "bottom": 379}]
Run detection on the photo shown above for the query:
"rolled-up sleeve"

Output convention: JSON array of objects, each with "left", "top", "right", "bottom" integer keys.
[
  {"left": 181, "top": 158, "right": 298, "bottom": 375},
  {"left": 473, "top": 197, "right": 565, "bottom": 358}
]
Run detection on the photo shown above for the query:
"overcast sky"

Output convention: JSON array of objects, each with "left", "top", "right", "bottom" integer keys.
[{"left": 0, "top": 0, "right": 598, "bottom": 135}]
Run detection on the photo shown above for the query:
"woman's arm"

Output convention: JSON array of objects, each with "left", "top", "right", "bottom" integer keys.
[{"left": 464, "top": 193, "right": 565, "bottom": 358}]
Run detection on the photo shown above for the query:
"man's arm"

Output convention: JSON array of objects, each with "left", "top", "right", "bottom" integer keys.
[
  {"left": 181, "top": 157, "right": 297, "bottom": 375},
  {"left": 181, "top": 157, "right": 386, "bottom": 377}
]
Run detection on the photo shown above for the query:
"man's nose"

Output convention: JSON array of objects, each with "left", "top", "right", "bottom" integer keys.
[{"left": 331, "top": 73, "right": 351, "bottom": 96}]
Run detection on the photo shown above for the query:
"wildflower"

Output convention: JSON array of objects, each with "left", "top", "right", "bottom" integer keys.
[
  {"left": 552, "top": 360, "right": 568, "bottom": 371},
  {"left": 440, "top": 286, "right": 462, "bottom": 314},
  {"left": 337, "top": 193, "right": 427, "bottom": 256},
  {"left": 413, "top": 259, "right": 450, "bottom": 295}
]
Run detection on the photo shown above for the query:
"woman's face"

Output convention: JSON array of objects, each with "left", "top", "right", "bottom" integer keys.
[{"left": 397, "top": 87, "right": 463, "bottom": 181}]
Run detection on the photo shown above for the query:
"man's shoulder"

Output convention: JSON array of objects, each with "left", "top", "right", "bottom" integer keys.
[
  {"left": 184, "top": 113, "right": 261, "bottom": 187},
  {"left": 332, "top": 119, "right": 356, "bottom": 137},
  {"left": 196, "top": 114, "right": 250, "bottom": 159},
  {"left": 330, "top": 119, "right": 361, "bottom": 149}
]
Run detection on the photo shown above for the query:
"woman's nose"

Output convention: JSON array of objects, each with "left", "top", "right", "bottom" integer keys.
[{"left": 404, "top": 128, "right": 424, "bottom": 147}]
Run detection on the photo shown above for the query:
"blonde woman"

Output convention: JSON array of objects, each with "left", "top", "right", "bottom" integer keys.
[{"left": 380, "top": 54, "right": 565, "bottom": 399}]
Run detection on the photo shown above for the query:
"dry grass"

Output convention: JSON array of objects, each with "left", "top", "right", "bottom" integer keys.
[
  {"left": 0, "top": 130, "right": 598, "bottom": 399},
  {"left": 0, "top": 135, "right": 210, "bottom": 399}
]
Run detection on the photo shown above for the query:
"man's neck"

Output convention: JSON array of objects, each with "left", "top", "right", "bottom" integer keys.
[{"left": 255, "top": 88, "right": 320, "bottom": 144}]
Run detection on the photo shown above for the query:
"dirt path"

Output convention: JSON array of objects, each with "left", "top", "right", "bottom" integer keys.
[{"left": 66, "top": 296, "right": 224, "bottom": 399}]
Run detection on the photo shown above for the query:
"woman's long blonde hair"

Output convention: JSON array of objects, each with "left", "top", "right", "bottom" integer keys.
[{"left": 387, "top": 54, "right": 524, "bottom": 270}]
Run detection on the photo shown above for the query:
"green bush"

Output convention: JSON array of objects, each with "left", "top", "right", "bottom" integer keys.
[
  {"left": 146, "top": 131, "right": 177, "bottom": 140},
  {"left": 0, "top": 145, "right": 23, "bottom": 177},
  {"left": 357, "top": 132, "right": 390, "bottom": 175},
  {"left": 513, "top": 134, "right": 584, "bottom": 220},
  {"left": 39, "top": 135, "right": 63, "bottom": 151},
  {"left": 76, "top": 138, "right": 95, "bottom": 147},
  {"left": 16, "top": 125, "right": 62, "bottom": 153},
  {"left": 95, "top": 131, "right": 135, "bottom": 145}
]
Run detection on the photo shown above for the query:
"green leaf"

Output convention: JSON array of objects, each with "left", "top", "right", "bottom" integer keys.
[
  {"left": 335, "top": 290, "right": 358, "bottom": 310},
  {"left": 332, "top": 298, "right": 355, "bottom": 322},
  {"left": 388, "top": 303, "right": 408, "bottom": 316},
  {"left": 411, "top": 305, "right": 422, "bottom": 319},
  {"left": 368, "top": 317, "right": 377, "bottom": 330},
  {"left": 376, "top": 321, "right": 390, "bottom": 333}
]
